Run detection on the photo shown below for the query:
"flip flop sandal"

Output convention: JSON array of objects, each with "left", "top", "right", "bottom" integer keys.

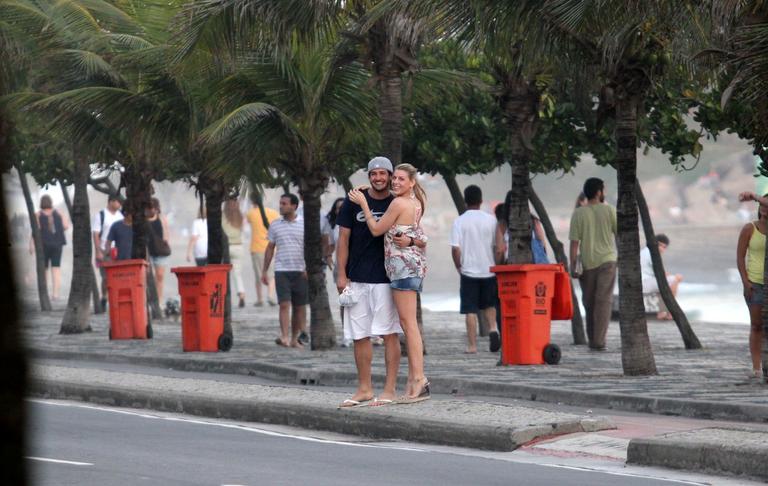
[
  {"left": 337, "top": 398, "right": 372, "bottom": 409},
  {"left": 489, "top": 331, "right": 501, "bottom": 353},
  {"left": 369, "top": 398, "right": 395, "bottom": 407},
  {"left": 274, "top": 337, "right": 289, "bottom": 347},
  {"left": 397, "top": 381, "right": 431, "bottom": 404}
]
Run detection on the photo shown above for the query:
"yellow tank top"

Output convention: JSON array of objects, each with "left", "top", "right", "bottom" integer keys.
[{"left": 747, "top": 222, "right": 766, "bottom": 284}]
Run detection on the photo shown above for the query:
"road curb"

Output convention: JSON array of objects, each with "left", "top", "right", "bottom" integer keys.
[
  {"left": 33, "top": 348, "right": 768, "bottom": 423},
  {"left": 29, "top": 378, "right": 610, "bottom": 452},
  {"left": 627, "top": 428, "right": 768, "bottom": 481}
]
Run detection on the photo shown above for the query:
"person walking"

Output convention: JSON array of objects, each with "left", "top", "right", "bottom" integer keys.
[
  {"left": 106, "top": 201, "right": 134, "bottom": 260},
  {"left": 569, "top": 177, "right": 617, "bottom": 351},
  {"left": 222, "top": 198, "right": 246, "bottom": 308},
  {"left": 186, "top": 206, "right": 208, "bottom": 266},
  {"left": 349, "top": 162, "right": 429, "bottom": 403},
  {"left": 737, "top": 191, "right": 768, "bottom": 379},
  {"left": 146, "top": 197, "right": 171, "bottom": 305},
  {"left": 30, "top": 194, "right": 69, "bottom": 300},
  {"left": 246, "top": 192, "right": 278, "bottom": 307},
  {"left": 262, "top": 193, "right": 308, "bottom": 348},
  {"left": 451, "top": 185, "right": 501, "bottom": 354},
  {"left": 92, "top": 195, "right": 123, "bottom": 307}
]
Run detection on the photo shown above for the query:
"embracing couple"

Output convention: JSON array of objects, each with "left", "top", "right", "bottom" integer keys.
[{"left": 336, "top": 156, "right": 429, "bottom": 408}]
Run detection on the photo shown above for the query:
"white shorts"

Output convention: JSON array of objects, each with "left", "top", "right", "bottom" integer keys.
[
  {"left": 343, "top": 282, "right": 402, "bottom": 341},
  {"left": 642, "top": 275, "right": 677, "bottom": 294}
]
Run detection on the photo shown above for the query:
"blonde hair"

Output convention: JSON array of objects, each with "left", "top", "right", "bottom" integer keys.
[
  {"left": 395, "top": 163, "right": 426, "bottom": 216},
  {"left": 223, "top": 199, "right": 243, "bottom": 228}
]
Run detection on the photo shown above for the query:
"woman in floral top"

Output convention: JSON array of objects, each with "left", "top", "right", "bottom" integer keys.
[{"left": 349, "top": 163, "right": 429, "bottom": 403}]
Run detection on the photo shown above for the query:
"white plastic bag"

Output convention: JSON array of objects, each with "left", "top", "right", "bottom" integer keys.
[{"left": 338, "top": 286, "right": 359, "bottom": 307}]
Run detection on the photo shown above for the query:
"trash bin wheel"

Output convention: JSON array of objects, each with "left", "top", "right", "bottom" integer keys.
[
  {"left": 543, "top": 343, "right": 561, "bottom": 365},
  {"left": 218, "top": 333, "right": 233, "bottom": 352},
  {"left": 146, "top": 323, "right": 153, "bottom": 339}
]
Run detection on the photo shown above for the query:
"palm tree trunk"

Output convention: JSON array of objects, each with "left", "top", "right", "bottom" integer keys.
[
  {"left": 61, "top": 183, "right": 102, "bottom": 314},
  {"left": 299, "top": 170, "right": 336, "bottom": 350},
  {"left": 615, "top": 95, "right": 657, "bottom": 376},
  {"left": 0, "top": 168, "right": 27, "bottom": 485},
  {"left": 500, "top": 78, "right": 537, "bottom": 264},
  {"left": 204, "top": 180, "right": 224, "bottom": 264},
  {"left": 379, "top": 69, "right": 425, "bottom": 338},
  {"left": 443, "top": 172, "right": 467, "bottom": 215},
  {"left": 635, "top": 179, "right": 701, "bottom": 349},
  {"left": 60, "top": 157, "right": 93, "bottom": 334},
  {"left": 124, "top": 162, "right": 151, "bottom": 260},
  {"left": 203, "top": 177, "right": 233, "bottom": 338},
  {"left": 254, "top": 189, "right": 270, "bottom": 230},
  {"left": 380, "top": 72, "right": 403, "bottom": 165},
  {"left": 529, "top": 186, "right": 587, "bottom": 345},
  {"left": 61, "top": 183, "right": 72, "bottom": 214},
  {"left": 16, "top": 163, "right": 51, "bottom": 311},
  {"left": 504, "top": 161, "right": 533, "bottom": 263}
]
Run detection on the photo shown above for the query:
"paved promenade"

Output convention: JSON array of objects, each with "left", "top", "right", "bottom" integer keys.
[
  {"left": 23, "top": 299, "right": 768, "bottom": 421},
  {"left": 21, "top": 297, "right": 768, "bottom": 480}
]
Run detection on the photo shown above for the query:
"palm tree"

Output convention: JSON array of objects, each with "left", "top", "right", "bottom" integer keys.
[
  {"left": 2, "top": 0, "right": 196, "bottom": 331},
  {"left": 538, "top": 0, "right": 715, "bottom": 374},
  {"left": 399, "top": 0, "right": 712, "bottom": 374},
  {"left": 198, "top": 38, "right": 378, "bottom": 349}
]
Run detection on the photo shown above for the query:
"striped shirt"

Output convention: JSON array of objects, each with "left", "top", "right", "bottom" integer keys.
[{"left": 267, "top": 216, "right": 305, "bottom": 272}]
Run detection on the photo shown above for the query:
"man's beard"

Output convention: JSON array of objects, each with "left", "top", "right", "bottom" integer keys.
[{"left": 369, "top": 181, "right": 389, "bottom": 192}]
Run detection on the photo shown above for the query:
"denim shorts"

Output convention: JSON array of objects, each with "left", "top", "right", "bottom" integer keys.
[
  {"left": 747, "top": 282, "right": 765, "bottom": 306},
  {"left": 150, "top": 255, "right": 169, "bottom": 267},
  {"left": 390, "top": 277, "right": 423, "bottom": 293}
]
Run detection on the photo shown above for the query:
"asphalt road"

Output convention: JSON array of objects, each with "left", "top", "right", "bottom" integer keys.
[{"left": 27, "top": 399, "right": 700, "bottom": 486}]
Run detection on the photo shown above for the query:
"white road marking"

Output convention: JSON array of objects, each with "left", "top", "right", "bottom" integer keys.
[
  {"left": 541, "top": 464, "right": 708, "bottom": 485},
  {"left": 26, "top": 456, "right": 93, "bottom": 466},
  {"left": 27, "top": 399, "right": 731, "bottom": 485},
  {"left": 29, "top": 399, "right": 425, "bottom": 452}
]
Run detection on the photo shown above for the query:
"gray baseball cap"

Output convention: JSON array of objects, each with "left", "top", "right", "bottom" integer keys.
[{"left": 367, "top": 156, "right": 393, "bottom": 173}]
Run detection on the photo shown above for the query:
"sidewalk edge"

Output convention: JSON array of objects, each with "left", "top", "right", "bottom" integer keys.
[
  {"left": 32, "top": 347, "right": 768, "bottom": 423},
  {"left": 29, "top": 378, "right": 607, "bottom": 452},
  {"left": 627, "top": 436, "right": 768, "bottom": 482}
]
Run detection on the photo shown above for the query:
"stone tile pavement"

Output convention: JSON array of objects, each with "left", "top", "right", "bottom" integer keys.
[{"left": 21, "top": 298, "right": 768, "bottom": 422}]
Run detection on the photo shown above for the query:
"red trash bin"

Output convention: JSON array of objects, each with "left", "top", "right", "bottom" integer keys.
[
  {"left": 171, "top": 264, "right": 232, "bottom": 352},
  {"left": 102, "top": 259, "right": 149, "bottom": 340},
  {"left": 491, "top": 263, "right": 565, "bottom": 365}
]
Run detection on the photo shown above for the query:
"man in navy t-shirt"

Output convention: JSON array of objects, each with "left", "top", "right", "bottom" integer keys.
[{"left": 335, "top": 157, "right": 405, "bottom": 407}]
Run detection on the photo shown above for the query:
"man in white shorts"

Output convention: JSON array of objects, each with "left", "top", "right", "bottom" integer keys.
[{"left": 335, "top": 157, "right": 416, "bottom": 407}]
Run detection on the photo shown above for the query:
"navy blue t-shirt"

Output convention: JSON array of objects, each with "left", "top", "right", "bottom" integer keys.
[
  {"left": 107, "top": 221, "right": 133, "bottom": 260},
  {"left": 336, "top": 191, "right": 394, "bottom": 284}
]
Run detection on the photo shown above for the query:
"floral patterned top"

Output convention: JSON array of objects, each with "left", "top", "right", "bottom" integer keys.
[{"left": 384, "top": 203, "right": 427, "bottom": 281}]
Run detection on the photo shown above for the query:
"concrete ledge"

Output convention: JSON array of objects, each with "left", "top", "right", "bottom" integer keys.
[
  {"left": 32, "top": 348, "right": 768, "bottom": 424},
  {"left": 29, "top": 372, "right": 613, "bottom": 452},
  {"left": 627, "top": 427, "right": 768, "bottom": 481}
]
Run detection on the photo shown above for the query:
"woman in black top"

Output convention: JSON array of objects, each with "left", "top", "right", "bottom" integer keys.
[
  {"left": 146, "top": 198, "right": 171, "bottom": 305},
  {"left": 29, "top": 194, "right": 69, "bottom": 300}
]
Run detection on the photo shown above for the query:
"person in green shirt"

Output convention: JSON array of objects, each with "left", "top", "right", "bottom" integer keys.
[{"left": 569, "top": 178, "right": 617, "bottom": 350}]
